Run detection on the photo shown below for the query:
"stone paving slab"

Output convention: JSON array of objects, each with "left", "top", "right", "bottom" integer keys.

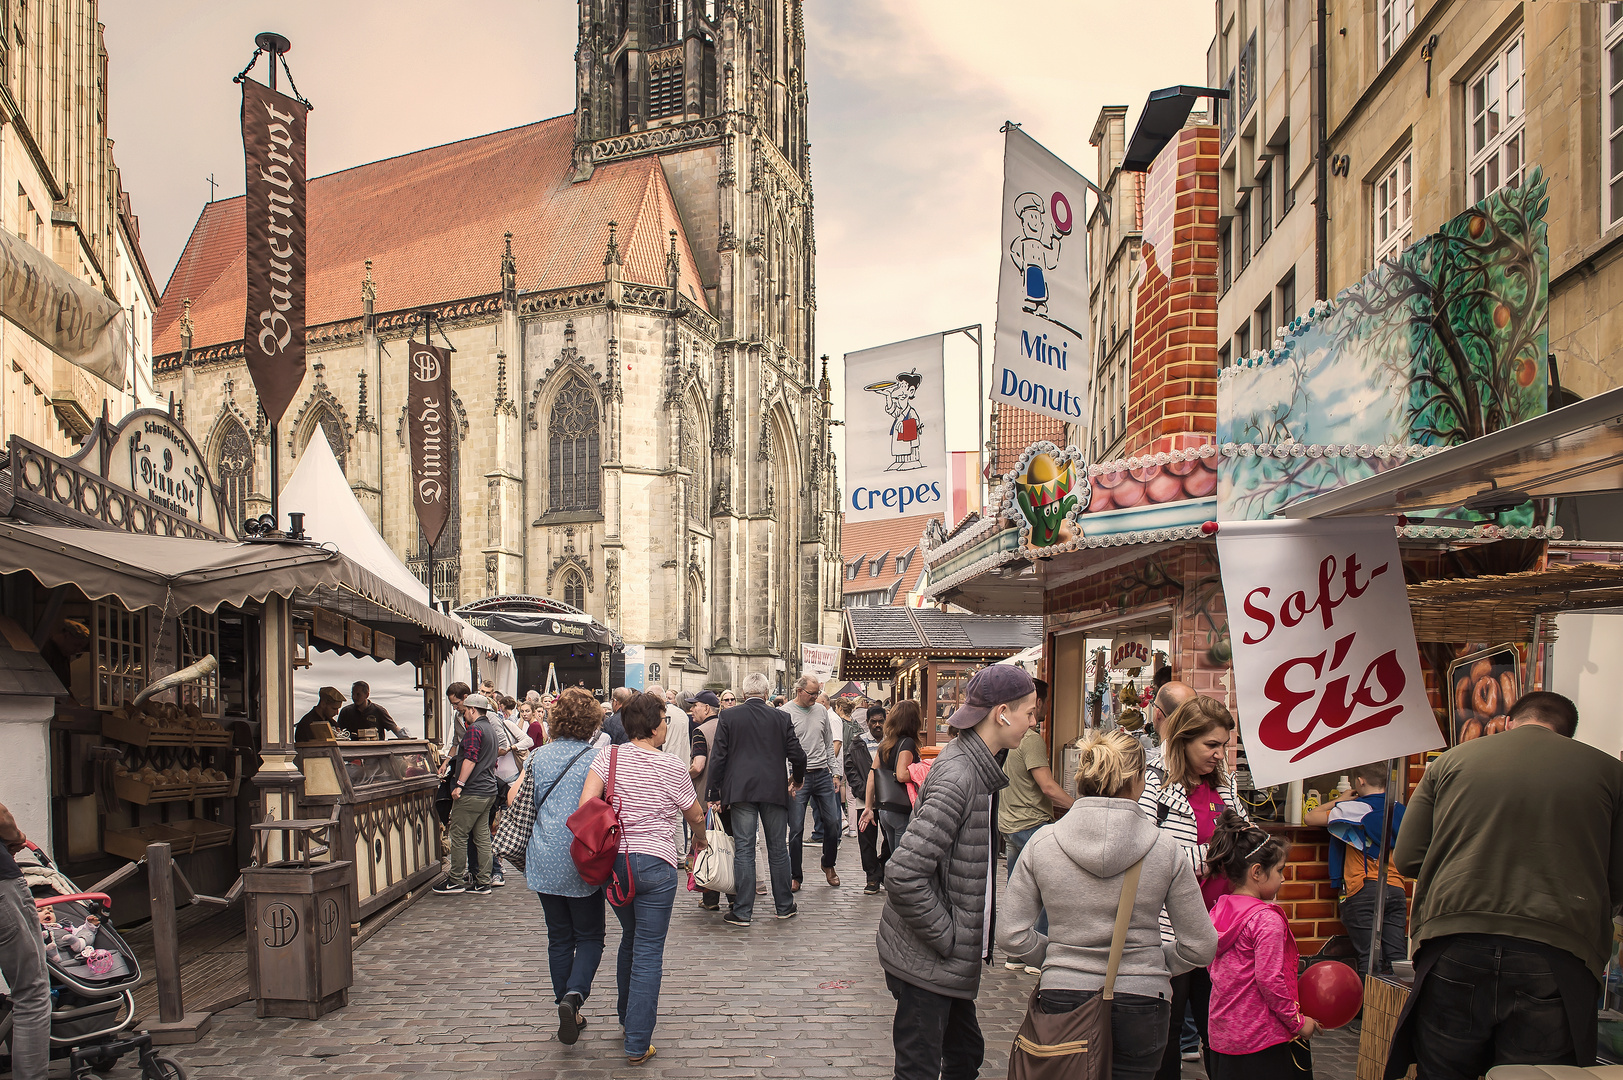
[{"left": 76, "top": 830, "right": 1358, "bottom": 1078}]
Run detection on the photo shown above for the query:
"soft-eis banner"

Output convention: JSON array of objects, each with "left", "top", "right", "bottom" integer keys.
[
  {"left": 241, "top": 78, "right": 307, "bottom": 426},
  {"left": 843, "top": 333, "right": 948, "bottom": 522},
  {"left": 1216, "top": 518, "right": 1442, "bottom": 788},
  {"left": 993, "top": 124, "right": 1092, "bottom": 427}
]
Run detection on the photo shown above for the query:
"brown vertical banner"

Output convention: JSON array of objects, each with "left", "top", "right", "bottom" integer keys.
[
  {"left": 241, "top": 78, "right": 307, "bottom": 425},
  {"left": 407, "top": 338, "right": 453, "bottom": 548}
]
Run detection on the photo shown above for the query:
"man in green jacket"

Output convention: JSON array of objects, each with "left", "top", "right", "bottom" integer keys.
[{"left": 1386, "top": 691, "right": 1623, "bottom": 1080}]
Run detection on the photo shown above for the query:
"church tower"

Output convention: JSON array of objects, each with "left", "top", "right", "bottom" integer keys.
[{"left": 573, "top": 0, "right": 839, "bottom": 683}]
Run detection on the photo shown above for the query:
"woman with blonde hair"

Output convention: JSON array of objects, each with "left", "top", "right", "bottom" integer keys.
[
  {"left": 1141, "top": 696, "right": 1250, "bottom": 1080},
  {"left": 1000, "top": 729, "right": 1217, "bottom": 1080}
]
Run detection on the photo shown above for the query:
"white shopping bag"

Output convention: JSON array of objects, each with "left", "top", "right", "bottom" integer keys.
[{"left": 691, "top": 809, "right": 735, "bottom": 895}]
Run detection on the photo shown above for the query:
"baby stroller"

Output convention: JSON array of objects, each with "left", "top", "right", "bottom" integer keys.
[{"left": 0, "top": 843, "right": 187, "bottom": 1078}]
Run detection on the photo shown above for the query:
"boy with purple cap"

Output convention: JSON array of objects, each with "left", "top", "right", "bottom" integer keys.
[{"left": 876, "top": 665, "right": 1041, "bottom": 1080}]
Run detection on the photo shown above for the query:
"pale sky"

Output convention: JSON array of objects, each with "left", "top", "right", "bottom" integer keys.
[{"left": 104, "top": 1, "right": 1212, "bottom": 456}]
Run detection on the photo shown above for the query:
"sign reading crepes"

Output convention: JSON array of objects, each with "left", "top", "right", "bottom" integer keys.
[
  {"left": 406, "top": 339, "right": 453, "bottom": 550},
  {"left": 1111, "top": 632, "right": 1151, "bottom": 670},
  {"left": 1216, "top": 517, "right": 1442, "bottom": 787},
  {"left": 241, "top": 77, "right": 308, "bottom": 426}
]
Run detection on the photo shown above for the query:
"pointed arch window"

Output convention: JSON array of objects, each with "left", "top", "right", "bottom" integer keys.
[
  {"left": 304, "top": 405, "right": 347, "bottom": 473},
  {"left": 549, "top": 378, "right": 601, "bottom": 513},
  {"left": 213, "top": 418, "right": 253, "bottom": 533},
  {"left": 681, "top": 398, "right": 705, "bottom": 524},
  {"left": 561, "top": 570, "right": 585, "bottom": 611}
]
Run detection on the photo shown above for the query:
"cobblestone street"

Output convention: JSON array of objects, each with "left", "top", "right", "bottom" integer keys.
[{"left": 143, "top": 838, "right": 1362, "bottom": 1080}]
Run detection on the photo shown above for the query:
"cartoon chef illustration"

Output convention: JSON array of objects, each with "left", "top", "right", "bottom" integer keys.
[
  {"left": 1010, "top": 191, "right": 1063, "bottom": 316},
  {"left": 865, "top": 369, "right": 925, "bottom": 471}
]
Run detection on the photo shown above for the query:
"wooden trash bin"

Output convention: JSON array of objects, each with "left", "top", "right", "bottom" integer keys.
[
  {"left": 1358, "top": 973, "right": 1415, "bottom": 1080},
  {"left": 243, "top": 860, "right": 355, "bottom": 1019}
]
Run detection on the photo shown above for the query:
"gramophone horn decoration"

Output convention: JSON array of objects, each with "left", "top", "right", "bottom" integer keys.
[{"left": 998, "top": 441, "right": 1090, "bottom": 553}]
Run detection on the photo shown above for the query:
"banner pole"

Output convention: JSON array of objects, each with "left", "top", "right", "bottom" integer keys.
[
  {"left": 420, "top": 310, "right": 436, "bottom": 612},
  {"left": 974, "top": 325, "right": 985, "bottom": 510},
  {"left": 1367, "top": 756, "right": 1403, "bottom": 977}
]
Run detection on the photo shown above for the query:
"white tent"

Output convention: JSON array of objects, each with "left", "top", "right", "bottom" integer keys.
[{"left": 280, "top": 436, "right": 515, "bottom": 703}]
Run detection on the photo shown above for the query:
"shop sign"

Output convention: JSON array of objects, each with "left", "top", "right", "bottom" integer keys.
[
  {"left": 346, "top": 619, "right": 373, "bottom": 653},
  {"left": 992, "top": 441, "right": 1090, "bottom": 557},
  {"left": 372, "top": 631, "right": 395, "bottom": 662},
  {"left": 108, "top": 414, "right": 223, "bottom": 533},
  {"left": 1216, "top": 517, "right": 1442, "bottom": 787},
  {"left": 547, "top": 619, "right": 586, "bottom": 639},
  {"left": 623, "top": 644, "right": 646, "bottom": 690},
  {"left": 1110, "top": 632, "right": 1151, "bottom": 670},
  {"left": 312, "top": 606, "right": 346, "bottom": 646},
  {"left": 801, "top": 642, "right": 840, "bottom": 683}
]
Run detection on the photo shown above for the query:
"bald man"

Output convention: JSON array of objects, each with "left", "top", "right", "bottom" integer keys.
[{"left": 1145, "top": 680, "right": 1198, "bottom": 784}]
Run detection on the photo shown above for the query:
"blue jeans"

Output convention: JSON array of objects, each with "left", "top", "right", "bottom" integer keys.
[
  {"left": 728, "top": 800, "right": 793, "bottom": 922},
  {"left": 538, "top": 890, "right": 606, "bottom": 1003},
  {"left": 1004, "top": 826, "right": 1048, "bottom": 936},
  {"left": 789, "top": 768, "right": 842, "bottom": 881},
  {"left": 609, "top": 853, "right": 678, "bottom": 1057}
]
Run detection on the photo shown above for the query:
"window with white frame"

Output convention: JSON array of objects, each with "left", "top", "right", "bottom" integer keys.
[
  {"left": 1605, "top": 5, "right": 1623, "bottom": 227},
  {"left": 1379, "top": 0, "right": 1415, "bottom": 66},
  {"left": 1468, "top": 35, "right": 1525, "bottom": 204},
  {"left": 1374, "top": 151, "right": 1413, "bottom": 263}
]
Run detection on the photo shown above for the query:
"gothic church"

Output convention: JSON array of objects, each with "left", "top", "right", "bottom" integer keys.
[{"left": 153, "top": 0, "right": 842, "bottom": 691}]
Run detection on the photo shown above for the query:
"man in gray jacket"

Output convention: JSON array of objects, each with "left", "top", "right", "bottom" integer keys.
[{"left": 876, "top": 666, "right": 1042, "bottom": 1080}]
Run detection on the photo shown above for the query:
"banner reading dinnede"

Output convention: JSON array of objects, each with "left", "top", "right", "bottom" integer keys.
[
  {"left": 993, "top": 124, "right": 1092, "bottom": 426},
  {"left": 406, "top": 339, "right": 454, "bottom": 549},
  {"left": 1216, "top": 518, "right": 1442, "bottom": 788},
  {"left": 843, "top": 333, "right": 948, "bottom": 522},
  {"left": 241, "top": 77, "right": 308, "bottom": 426}
]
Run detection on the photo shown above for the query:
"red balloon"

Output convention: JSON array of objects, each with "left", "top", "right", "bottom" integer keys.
[{"left": 1300, "top": 961, "right": 1363, "bottom": 1028}]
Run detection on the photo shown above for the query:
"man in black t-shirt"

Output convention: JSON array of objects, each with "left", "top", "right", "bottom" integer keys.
[
  {"left": 0, "top": 799, "right": 49, "bottom": 1080},
  {"left": 294, "top": 686, "right": 345, "bottom": 743},
  {"left": 337, "top": 681, "right": 406, "bottom": 739}
]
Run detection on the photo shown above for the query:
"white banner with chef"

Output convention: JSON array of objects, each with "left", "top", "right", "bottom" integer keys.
[
  {"left": 843, "top": 332, "right": 949, "bottom": 523},
  {"left": 1216, "top": 517, "right": 1443, "bottom": 788},
  {"left": 992, "top": 123, "right": 1093, "bottom": 428}
]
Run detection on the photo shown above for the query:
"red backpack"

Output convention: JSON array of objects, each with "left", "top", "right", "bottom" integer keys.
[{"left": 567, "top": 745, "right": 622, "bottom": 886}]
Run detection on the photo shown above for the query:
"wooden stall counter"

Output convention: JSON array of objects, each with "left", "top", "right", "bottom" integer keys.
[{"left": 294, "top": 739, "right": 442, "bottom": 921}]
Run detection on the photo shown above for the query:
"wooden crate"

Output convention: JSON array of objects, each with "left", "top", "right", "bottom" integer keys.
[
  {"left": 102, "top": 713, "right": 231, "bottom": 748},
  {"left": 1358, "top": 974, "right": 1416, "bottom": 1080},
  {"left": 104, "top": 823, "right": 196, "bottom": 861},
  {"left": 114, "top": 775, "right": 234, "bottom": 806}
]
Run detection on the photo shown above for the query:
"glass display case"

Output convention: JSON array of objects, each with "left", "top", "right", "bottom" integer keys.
[{"left": 295, "top": 740, "right": 443, "bottom": 920}]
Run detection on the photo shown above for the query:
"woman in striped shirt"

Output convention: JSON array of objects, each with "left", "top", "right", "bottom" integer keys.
[{"left": 578, "top": 691, "right": 707, "bottom": 1065}]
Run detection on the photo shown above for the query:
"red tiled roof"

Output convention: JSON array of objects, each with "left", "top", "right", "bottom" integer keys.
[
  {"left": 994, "top": 403, "right": 1066, "bottom": 475},
  {"left": 841, "top": 514, "right": 939, "bottom": 606},
  {"left": 156, "top": 114, "right": 708, "bottom": 354}
]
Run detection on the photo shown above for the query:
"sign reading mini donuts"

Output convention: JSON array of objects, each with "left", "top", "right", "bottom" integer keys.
[{"left": 1447, "top": 644, "right": 1522, "bottom": 745}]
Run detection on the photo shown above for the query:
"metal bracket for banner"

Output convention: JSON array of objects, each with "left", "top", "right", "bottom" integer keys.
[
  {"left": 233, "top": 32, "right": 314, "bottom": 110},
  {"left": 413, "top": 308, "right": 458, "bottom": 354}
]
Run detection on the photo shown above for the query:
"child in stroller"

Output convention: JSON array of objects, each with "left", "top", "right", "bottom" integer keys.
[{"left": 1, "top": 843, "right": 187, "bottom": 1079}]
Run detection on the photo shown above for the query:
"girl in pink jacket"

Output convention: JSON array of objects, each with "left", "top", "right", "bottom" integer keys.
[{"left": 1205, "top": 811, "right": 1318, "bottom": 1079}]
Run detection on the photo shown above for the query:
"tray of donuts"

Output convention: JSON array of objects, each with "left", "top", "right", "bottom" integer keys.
[{"left": 1448, "top": 644, "right": 1522, "bottom": 745}]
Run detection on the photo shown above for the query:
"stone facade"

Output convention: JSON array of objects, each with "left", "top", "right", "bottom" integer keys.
[
  {"left": 154, "top": 0, "right": 840, "bottom": 694},
  {"left": 1326, "top": 0, "right": 1623, "bottom": 399}
]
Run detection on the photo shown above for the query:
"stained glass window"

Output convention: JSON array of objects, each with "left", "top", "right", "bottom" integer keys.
[
  {"left": 548, "top": 378, "right": 600, "bottom": 513},
  {"left": 214, "top": 418, "right": 252, "bottom": 533}
]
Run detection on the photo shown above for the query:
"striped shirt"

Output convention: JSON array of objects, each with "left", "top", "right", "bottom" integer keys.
[{"left": 589, "top": 743, "right": 696, "bottom": 867}]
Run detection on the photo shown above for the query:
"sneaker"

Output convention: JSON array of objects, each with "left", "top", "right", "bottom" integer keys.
[
  {"left": 467, "top": 883, "right": 493, "bottom": 896},
  {"left": 722, "top": 912, "right": 750, "bottom": 927},
  {"left": 431, "top": 879, "right": 466, "bottom": 895},
  {"left": 490, "top": 868, "right": 506, "bottom": 887},
  {"left": 863, "top": 881, "right": 881, "bottom": 895},
  {"left": 1180, "top": 1049, "right": 1200, "bottom": 1062},
  {"left": 775, "top": 905, "right": 798, "bottom": 920},
  {"left": 1024, "top": 966, "right": 1042, "bottom": 976},
  {"left": 1004, "top": 959, "right": 1026, "bottom": 971},
  {"left": 699, "top": 899, "right": 721, "bottom": 911}
]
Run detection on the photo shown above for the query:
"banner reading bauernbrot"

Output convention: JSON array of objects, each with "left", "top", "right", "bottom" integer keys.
[
  {"left": 843, "top": 333, "right": 948, "bottom": 523},
  {"left": 993, "top": 124, "right": 1092, "bottom": 427},
  {"left": 1216, "top": 518, "right": 1442, "bottom": 788},
  {"left": 241, "top": 78, "right": 307, "bottom": 426},
  {"left": 406, "top": 340, "right": 453, "bottom": 549}
]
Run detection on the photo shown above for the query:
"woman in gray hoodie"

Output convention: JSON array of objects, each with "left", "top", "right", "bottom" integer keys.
[{"left": 1000, "top": 729, "right": 1218, "bottom": 1080}]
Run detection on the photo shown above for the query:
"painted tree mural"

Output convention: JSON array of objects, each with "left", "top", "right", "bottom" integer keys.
[{"left": 1219, "top": 170, "right": 1549, "bottom": 520}]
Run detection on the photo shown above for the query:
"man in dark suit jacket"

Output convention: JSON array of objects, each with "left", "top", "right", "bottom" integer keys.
[{"left": 706, "top": 672, "right": 807, "bottom": 927}]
